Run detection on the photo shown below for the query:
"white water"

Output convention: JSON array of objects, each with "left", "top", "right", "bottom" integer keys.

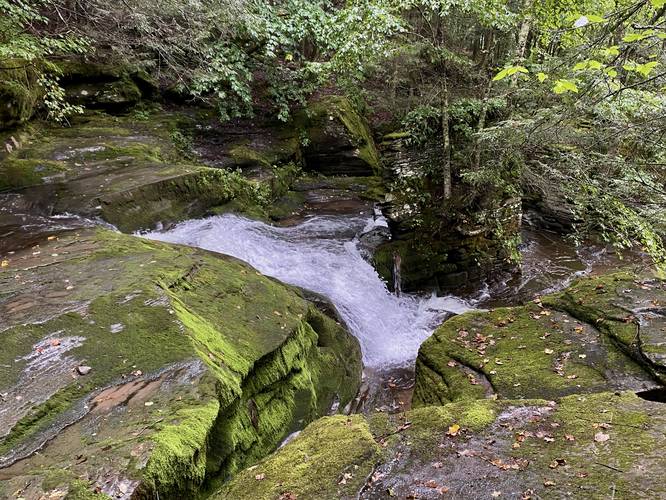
[{"left": 145, "top": 214, "right": 471, "bottom": 368}]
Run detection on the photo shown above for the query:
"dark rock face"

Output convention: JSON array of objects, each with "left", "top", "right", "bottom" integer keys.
[
  {"left": 376, "top": 135, "right": 522, "bottom": 294},
  {"left": 297, "top": 96, "right": 382, "bottom": 177},
  {"left": 59, "top": 60, "right": 155, "bottom": 112},
  {"left": 0, "top": 111, "right": 301, "bottom": 233}
]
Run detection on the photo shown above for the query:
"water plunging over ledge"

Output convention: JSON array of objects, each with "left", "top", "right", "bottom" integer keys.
[{"left": 145, "top": 213, "right": 472, "bottom": 369}]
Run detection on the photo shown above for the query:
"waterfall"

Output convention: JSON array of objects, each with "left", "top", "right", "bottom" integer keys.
[{"left": 144, "top": 214, "right": 471, "bottom": 368}]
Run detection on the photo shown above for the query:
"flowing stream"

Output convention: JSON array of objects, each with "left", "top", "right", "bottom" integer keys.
[{"left": 146, "top": 214, "right": 472, "bottom": 368}]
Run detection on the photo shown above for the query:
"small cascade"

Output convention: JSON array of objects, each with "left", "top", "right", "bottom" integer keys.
[{"left": 145, "top": 213, "right": 471, "bottom": 369}]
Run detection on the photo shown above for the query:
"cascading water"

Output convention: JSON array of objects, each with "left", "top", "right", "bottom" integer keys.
[{"left": 145, "top": 214, "right": 471, "bottom": 368}]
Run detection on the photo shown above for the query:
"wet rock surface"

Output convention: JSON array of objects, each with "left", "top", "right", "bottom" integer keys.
[
  {"left": 0, "top": 111, "right": 285, "bottom": 233},
  {"left": 414, "top": 285, "right": 662, "bottom": 406},
  {"left": 0, "top": 228, "right": 362, "bottom": 499},
  {"left": 222, "top": 391, "right": 666, "bottom": 499}
]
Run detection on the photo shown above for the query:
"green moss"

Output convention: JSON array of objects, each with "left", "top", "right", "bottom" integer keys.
[
  {"left": 542, "top": 272, "right": 639, "bottom": 347},
  {"left": 514, "top": 392, "right": 664, "bottom": 497},
  {"left": 0, "top": 157, "right": 69, "bottom": 189},
  {"left": 216, "top": 415, "right": 381, "bottom": 500},
  {"left": 0, "top": 229, "right": 362, "bottom": 498},
  {"left": 144, "top": 398, "right": 221, "bottom": 497},
  {"left": 42, "top": 468, "right": 76, "bottom": 491},
  {"left": 0, "top": 63, "right": 41, "bottom": 129},
  {"left": 414, "top": 300, "right": 653, "bottom": 405},
  {"left": 382, "top": 131, "right": 411, "bottom": 140},
  {"left": 543, "top": 272, "right": 666, "bottom": 382},
  {"left": 65, "top": 480, "right": 110, "bottom": 499}
]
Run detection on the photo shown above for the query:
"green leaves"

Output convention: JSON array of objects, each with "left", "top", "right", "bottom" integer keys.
[
  {"left": 650, "top": 0, "right": 666, "bottom": 8},
  {"left": 623, "top": 61, "right": 660, "bottom": 78},
  {"left": 573, "top": 59, "right": 604, "bottom": 71},
  {"left": 493, "top": 65, "right": 529, "bottom": 81},
  {"left": 622, "top": 31, "right": 653, "bottom": 43},
  {"left": 552, "top": 79, "right": 579, "bottom": 94}
]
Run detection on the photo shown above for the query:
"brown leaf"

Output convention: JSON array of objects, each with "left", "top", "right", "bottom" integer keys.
[
  {"left": 338, "top": 472, "right": 353, "bottom": 485},
  {"left": 255, "top": 473, "right": 265, "bottom": 481}
]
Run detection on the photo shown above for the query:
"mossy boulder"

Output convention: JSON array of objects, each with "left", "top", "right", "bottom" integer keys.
[
  {"left": 216, "top": 415, "right": 381, "bottom": 500},
  {"left": 296, "top": 96, "right": 381, "bottom": 176},
  {"left": 414, "top": 278, "right": 664, "bottom": 405},
  {"left": 220, "top": 392, "right": 666, "bottom": 499},
  {"left": 0, "top": 228, "right": 362, "bottom": 499},
  {"left": 543, "top": 272, "right": 666, "bottom": 383}
]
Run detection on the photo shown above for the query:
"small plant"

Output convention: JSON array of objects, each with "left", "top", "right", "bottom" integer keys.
[{"left": 170, "top": 129, "right": 195, "bottom": 158}]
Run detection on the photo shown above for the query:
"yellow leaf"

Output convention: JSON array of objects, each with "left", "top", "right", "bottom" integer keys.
[
  {"left": 447, "top": 424, "right": 461, "bottom": 436},
  {"left": 0, "top": 260, "right": 8, "bottom": 268}
]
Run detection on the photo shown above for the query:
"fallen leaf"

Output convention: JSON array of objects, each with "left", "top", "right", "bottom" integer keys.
[
  {"left": 564, "top": 434, "right": 576, "bottom": 441},
  {"left": 594, "top": 432, "right": 610, "bottom": 442},
  {"left": 544, "top": 349, "right": 554, "bottom": 355},
  {"left": 492, "top": 492, "right": 502, "bottom": 498},
  {"left": 447, "top": 424, "right": 461, "bottom": 436},
  {"left": 255, "top": 473, "right": 265, "bottom": 481},
  {"left": 0, "top": 260, "right": 8, "bottom": 267},
  {"left": 543, "top": 480, "right": 556, "bottom": 487},
  {"left": 338, "top": 472, "right": 353, "bottom": 485}
]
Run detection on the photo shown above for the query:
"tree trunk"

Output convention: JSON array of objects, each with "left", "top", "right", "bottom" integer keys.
[
  {"left": 511, "top": 0, "right": 534, "bottom": 87},
  {"left": 441, "top": 75, "right": 452, "bottom": 200}
]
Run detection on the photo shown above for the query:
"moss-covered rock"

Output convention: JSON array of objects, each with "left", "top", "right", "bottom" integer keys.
[
  {"left": 0, "top": 110, "right": 303, "bottom": 232},
  {"left": 543, "top": 272, "right": 666, "bottom": 383},
  {"left": 216, "top": 415, "right": 381, "bottom": 500},
  {"left": 414, "top": 287, "right": 661, "bottom": 405},
  {"left": 0, "top": 228, "right": 362, "bottom": 499},
  {"left": 58, "top": 59, "right": 156, "bottom": 112},
  {"left": 296, "top": 96, "right": 381, "bottom": 176},
  {"left": 220, "top": 392, "right": 666, "bottom": 499},
  {"left": 377, "top": 135, "right": 522, "bottom": 293}
]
